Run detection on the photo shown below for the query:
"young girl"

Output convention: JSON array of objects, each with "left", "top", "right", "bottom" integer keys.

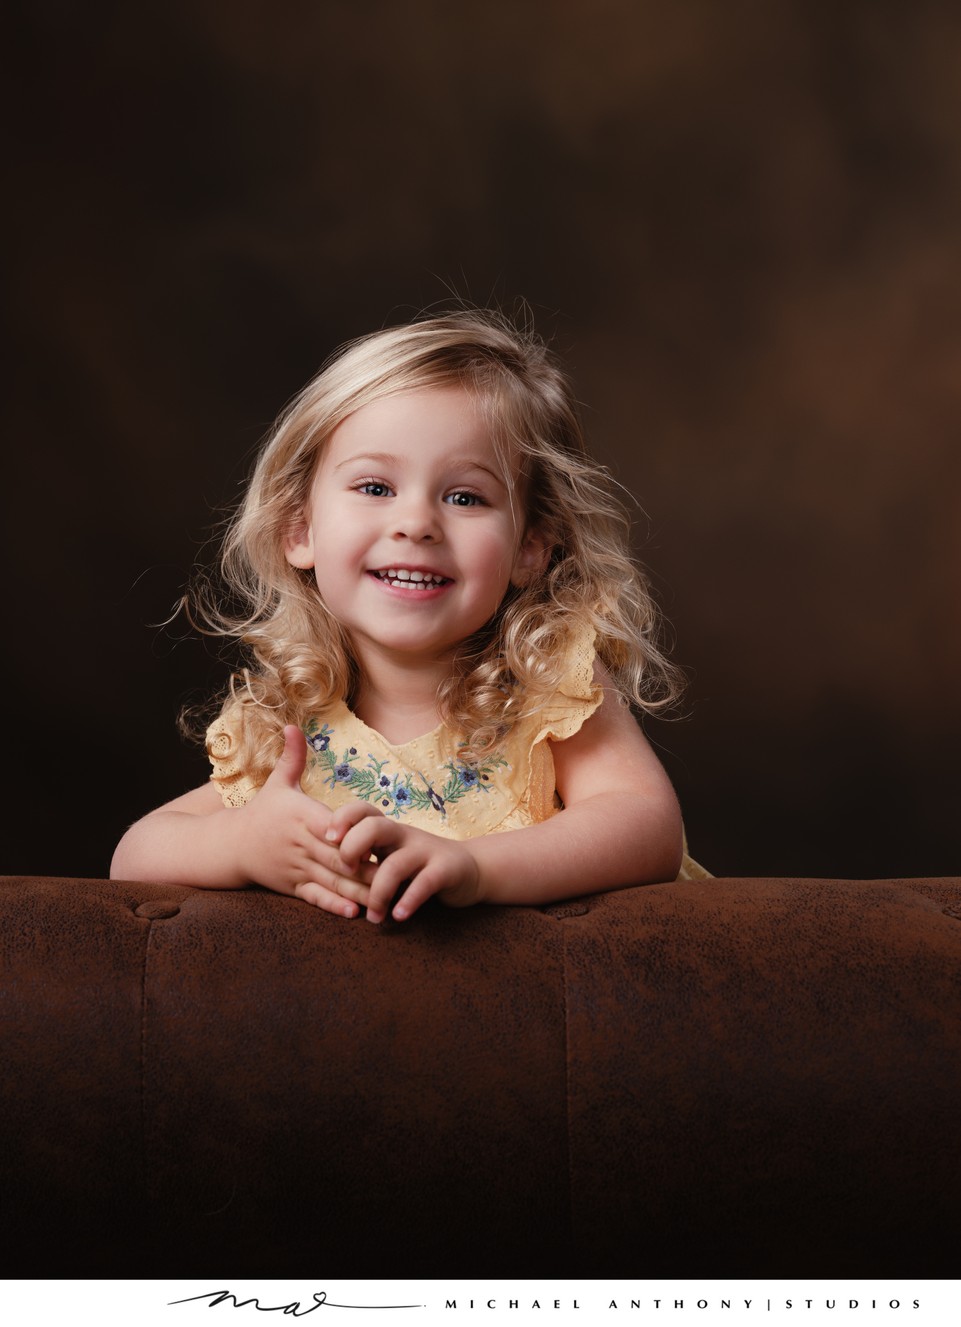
[{"left": 111, "top": 309, "right": 707, "bottom": 922}]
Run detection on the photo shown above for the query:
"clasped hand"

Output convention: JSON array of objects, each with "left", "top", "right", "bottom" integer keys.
[{"left": 234, "top": 726, "right": 480, "bottom": 923}]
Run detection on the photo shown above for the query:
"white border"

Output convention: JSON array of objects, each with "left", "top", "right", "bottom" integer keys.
[{"left": 3, "top": 1280, "right": 959, "bottom": 1327}]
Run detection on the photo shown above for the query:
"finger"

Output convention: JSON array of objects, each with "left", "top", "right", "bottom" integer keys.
[
  {"left": 351, "top": 856, "right": 379, "bottom": 887},
  {"left": 336, "top": 817, "right": 403, "bottom": 872},
  {"left": 324, "top": 800, "right": 384, "bottom": 846},
  {"left": 366, "top": 849, "right": 423, "bottom": 922},
  {"left": 302, "top": 835, "right": 379, "bottom": 887},
  {"left": 266, "top": 725, "right": 309, "bottom": 791},
  {"left": 391, "top": 869, "right": 446, "bottom": 921},
  {"left": 375, "top": 853, "right": 461, "bottom": 923},
  {"left": 293, "top": 880, "right": 361, "bottom": 919},
  {"left": 312, "top": 864, "right": 372, "bottom": 907}
]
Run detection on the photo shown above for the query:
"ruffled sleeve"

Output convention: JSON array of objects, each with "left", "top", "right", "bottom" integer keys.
[
  {"left": 523, "top": 622, "right": 603, "bottom": 746},
  {"left": 492, "top": 623, "right": 604, "bottom": 832},
  {"left": 206, "top": 704, "right": 261, "bottom": 808}
]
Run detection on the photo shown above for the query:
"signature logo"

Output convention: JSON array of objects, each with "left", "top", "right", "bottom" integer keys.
[{"left": 169, "top": 1290, "right": 424, "bottom": 1316}]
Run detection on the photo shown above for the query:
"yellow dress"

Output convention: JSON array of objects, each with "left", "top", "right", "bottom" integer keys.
[{"left": 206, "top": 629, "right": 709, "bottom": 882}]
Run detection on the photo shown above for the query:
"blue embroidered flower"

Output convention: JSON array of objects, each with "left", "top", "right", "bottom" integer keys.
[
  {"left": 334, "top": 763, "right": 352, "bottom": 782},
  {"left": 379, "top": 775, "right": 391, "bottom": 788},
  {"left": 393, "top": 785, "right": 413, "bottom": 807},
  {"left": 440, "top": 753, "right": 507, "bottom": 804},
  {"left": 305, "top": 724, "right": 332, "bottom": 753}
]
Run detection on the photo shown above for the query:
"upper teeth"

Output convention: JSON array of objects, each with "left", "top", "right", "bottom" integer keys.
[{"left": 378, "top": 569, "right": 445, "bottom": 585}]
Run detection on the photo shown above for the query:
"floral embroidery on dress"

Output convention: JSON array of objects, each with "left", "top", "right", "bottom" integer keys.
[
  {"left": 303, "top": 719, "right": 508, "bottom": 820},
  {"left": 306, "top": 724, "right": 334, "bottom": 754}
]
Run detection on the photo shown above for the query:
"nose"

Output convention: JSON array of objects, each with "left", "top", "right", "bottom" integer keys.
[{"left": 389, "top": 493, "right": 442, "bottom": 543}]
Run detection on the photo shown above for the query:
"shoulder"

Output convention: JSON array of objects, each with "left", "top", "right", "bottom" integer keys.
[{"left": 550, "top": 659, "right": 678, "bottom": 808}]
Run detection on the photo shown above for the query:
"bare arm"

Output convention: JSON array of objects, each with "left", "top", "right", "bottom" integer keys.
[
  {"left": 111, "top": 778, "right": 251, "bottom": 888},
  {"left": 110, "top": 727, "right": 374, "bottom": 917},
  {"left": 469, "top": 681, "right": 682, "bottom": 905}
]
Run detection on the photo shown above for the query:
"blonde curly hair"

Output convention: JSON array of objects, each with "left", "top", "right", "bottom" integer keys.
[{"left": 186, "top": 308, "right": 682, "bottom": 786}]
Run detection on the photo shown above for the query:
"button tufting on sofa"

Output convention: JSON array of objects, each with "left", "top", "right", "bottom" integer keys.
[
  {"left": 541, "top": 900, "right": 591, "bottom": 918},
  {"left": 133, "top": 899, "right": 181, "bottom": 919}
]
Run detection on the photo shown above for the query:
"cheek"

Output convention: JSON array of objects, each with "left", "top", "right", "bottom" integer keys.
[
  {"left": 476, "top": 534, "right": 519, "bottom": 587},
  {"left": 319, "top": 506, "right": 367, "bottom": 552}
]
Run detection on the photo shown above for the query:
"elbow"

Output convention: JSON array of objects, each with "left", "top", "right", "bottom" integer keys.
[
  {"left": 109, "top": 838, "right": 135, "bottom": 882},
  {"left": 643, "top": 800, "right": 684, "bottom": 885},
  {"left": 110, "top": 827, "right": 151, "bottom": 883},
  {"left": 619, "top": 786, "right": 684, "bottom": 885},
  {"left": 663, "top": 805, "right": 685, "bottom": 882},
  {"left": 659, "top": 836, "right": 684, "bottom": 884},
  {"left": 631, "top": 828, "right": 683, "bottom": 887}
]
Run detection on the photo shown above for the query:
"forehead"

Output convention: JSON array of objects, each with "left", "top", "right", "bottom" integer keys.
[{"left": 321, "top": 385, "right": 510, "bottom": 471}]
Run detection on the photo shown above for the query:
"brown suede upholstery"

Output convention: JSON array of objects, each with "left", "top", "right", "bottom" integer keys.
[{"left": 2, "top": 874, "right": 960, "bottom": 1277}]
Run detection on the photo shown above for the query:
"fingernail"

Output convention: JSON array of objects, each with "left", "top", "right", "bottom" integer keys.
[{"left": 325, "top": 829, "right": 337, "bottom": 841}]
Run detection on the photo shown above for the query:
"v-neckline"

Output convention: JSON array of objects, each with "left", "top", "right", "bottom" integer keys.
[{"left": 329, "top": 698, "right": 448, "bottom": 751}]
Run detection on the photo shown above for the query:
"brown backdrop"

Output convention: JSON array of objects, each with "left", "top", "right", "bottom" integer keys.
[{"left": 4, "top": 0, "right": 959, "bottom": 879}]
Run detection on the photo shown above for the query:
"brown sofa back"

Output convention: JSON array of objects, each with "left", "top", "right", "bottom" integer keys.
[{"left": 2, "top": 875, "right": 959, "bottom": 1277}]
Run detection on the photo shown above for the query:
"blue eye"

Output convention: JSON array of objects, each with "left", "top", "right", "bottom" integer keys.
[
  {"left": 358, "top": 481, "right": 392, "bottom": 498},
  {"left": 445, "top": 490, "right": 484, "bottom": 507}
]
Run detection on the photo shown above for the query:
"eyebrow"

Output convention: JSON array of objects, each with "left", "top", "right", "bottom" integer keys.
[
  {"left": 333, "top": 451, "right": 509, "bottom": 488},
  {"left": 332, "top": 451, "right": 397, "bottom": 472}
]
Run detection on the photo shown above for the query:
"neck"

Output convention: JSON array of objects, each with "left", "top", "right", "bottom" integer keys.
[{"left": 351, "top": 648, "right": 452, "bottom": 744}]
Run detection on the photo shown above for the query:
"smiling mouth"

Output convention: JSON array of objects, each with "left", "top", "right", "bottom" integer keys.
[{"left": 370, "top": 569, "right": 452, "bottom": 590}]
